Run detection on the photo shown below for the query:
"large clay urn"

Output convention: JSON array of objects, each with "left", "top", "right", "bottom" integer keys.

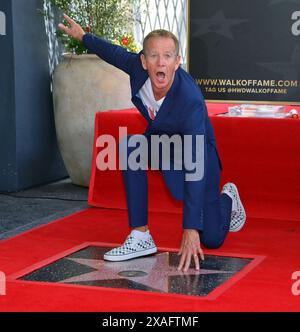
[{"left": 52, "top": 54, "right": 133, "bottom": 186}]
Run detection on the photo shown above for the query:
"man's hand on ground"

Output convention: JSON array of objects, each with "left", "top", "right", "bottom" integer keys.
[
  {"left": 177, "top": 229, "right": 204, "bottom": 272},
  {"left": 58, "top": 14, "right": 85, "bottom": 42}
]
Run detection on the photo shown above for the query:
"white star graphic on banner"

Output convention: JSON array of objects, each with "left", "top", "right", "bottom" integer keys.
[
  {"left": 191, "top": 10, "right": 248, "bottom": 40},
  {"left": 58, "top": 253, "right": 233, "bottom": 293},
  {"left": 258, "top": 45, "right": 300, "bottom": 80}
]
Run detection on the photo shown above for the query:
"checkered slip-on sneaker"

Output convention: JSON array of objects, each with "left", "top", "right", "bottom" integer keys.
[
  {"left": 103, "top": 231, "right": 157, "bottom": 262},
  {"left": 222, "top": 182, "right": 247, "bottom": 232}
]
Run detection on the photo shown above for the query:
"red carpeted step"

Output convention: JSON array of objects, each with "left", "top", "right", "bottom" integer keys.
[{"left": 88, "top": 104, "right": 300, "bottom": 221}]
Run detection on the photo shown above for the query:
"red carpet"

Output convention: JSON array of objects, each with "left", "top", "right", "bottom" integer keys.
[
  {"left": 0, "top": 207, "right": 300, "bottom": 311},
  {"left": 1, "top": 103, "right": 300, "bottom": 311}
]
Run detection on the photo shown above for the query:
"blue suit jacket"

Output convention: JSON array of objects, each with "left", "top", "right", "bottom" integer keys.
[{"left": 83, "top": 34, "right": 222, "bottom": 231}]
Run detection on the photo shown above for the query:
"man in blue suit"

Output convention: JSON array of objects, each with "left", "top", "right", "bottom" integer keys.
[{"left": 59, "top": 14, "right": 246, "bottom": 272}]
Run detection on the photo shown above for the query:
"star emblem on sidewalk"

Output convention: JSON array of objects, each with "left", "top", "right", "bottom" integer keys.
[
  {"left": 58, "top": 252, "right": 234, "bottom": 293},
  {"left": 191, "top": 10, "right": 248, "bottom": 40}
]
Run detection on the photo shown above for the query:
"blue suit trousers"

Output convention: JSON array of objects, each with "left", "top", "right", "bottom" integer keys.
[{"left": 121, "top": 135, "right": 232, "bottom": 249}]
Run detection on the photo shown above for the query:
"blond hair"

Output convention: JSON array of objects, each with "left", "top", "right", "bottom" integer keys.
[{"left": 143, "top": 29, "right": 179, "bottom": 56}]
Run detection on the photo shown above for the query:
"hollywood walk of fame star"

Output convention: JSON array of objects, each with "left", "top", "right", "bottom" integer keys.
[
  {"left": 190, "top": 10, "right": 248, "bottom": 40},
  {"left": 258, "top": 45, "right": 300, "bottom": 80},
  {"left": 58, "top": 252, "right": 234, "bottom": 293}
]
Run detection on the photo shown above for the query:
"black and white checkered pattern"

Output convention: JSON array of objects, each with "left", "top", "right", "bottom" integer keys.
[
  {"left": 103, "top": 232, "right": 157, "bottom": 261},
  {"left": 222, "top": 182, "right": 247, "bottom": 232}
]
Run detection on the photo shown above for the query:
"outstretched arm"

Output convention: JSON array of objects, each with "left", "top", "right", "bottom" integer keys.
[
  {"left": 177, "top": 100, "right": 207, "bottom": 271},
  {"left": 58, "top": 14, "right": 85, "bottom": 41},
  {"left": 58, "top": 14, "right": 138, "bottom": 75}
]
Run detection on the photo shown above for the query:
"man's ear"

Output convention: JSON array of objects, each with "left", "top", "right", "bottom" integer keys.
[
  {"left": 175, "top": 55, "right": 181, "bottom": 71},
  {"left": 140, "top": 53, "right": 148, "bottom": 71}
]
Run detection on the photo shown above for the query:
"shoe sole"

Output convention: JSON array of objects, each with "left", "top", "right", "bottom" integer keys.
[
  {"left": 103, "top": 247, "right": 158, "bottom": 262},
  {"left": 228, "top": 183, "right": 247, "bottom": 232}
]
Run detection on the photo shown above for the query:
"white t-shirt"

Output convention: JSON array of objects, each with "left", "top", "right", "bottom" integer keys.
[{"left": 138, "top": 78, "right": 165, "bottom": 120}]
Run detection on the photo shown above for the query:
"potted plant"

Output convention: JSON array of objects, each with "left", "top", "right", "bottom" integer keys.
[{"left": 41, "top": 0, "right": 140, "bottom": 186}]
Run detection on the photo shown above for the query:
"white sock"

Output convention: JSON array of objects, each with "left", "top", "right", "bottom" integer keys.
[{"left": 131, "top": 229, "right": 150, "bottom": 239}]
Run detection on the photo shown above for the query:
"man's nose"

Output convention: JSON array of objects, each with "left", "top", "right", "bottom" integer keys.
[{"left": 157, "top": 55, "right": 166, "bottom": 66}]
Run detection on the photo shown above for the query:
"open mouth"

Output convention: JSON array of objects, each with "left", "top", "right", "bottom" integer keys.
[{"left": 156, "top": 71, "right": 166, "bottom": 82}]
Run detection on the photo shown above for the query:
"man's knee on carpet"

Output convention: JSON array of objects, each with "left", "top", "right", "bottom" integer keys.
[{"left": 200, "top": 233, "right": 224, "bottom": 249}]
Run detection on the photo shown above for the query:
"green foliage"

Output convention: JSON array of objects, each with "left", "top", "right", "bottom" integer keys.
[{"left": 44, "top": 0, "right": 140, "bottom": 54}]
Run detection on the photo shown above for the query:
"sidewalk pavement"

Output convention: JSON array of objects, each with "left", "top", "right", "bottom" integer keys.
[{"left": 0, "top": 178, "right": 88, "bottom": 240}]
